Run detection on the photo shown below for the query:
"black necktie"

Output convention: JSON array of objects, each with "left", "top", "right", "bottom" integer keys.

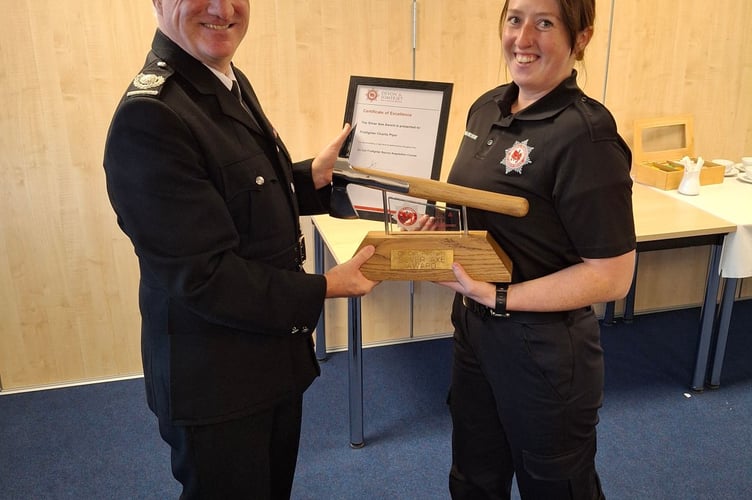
[{"left": 231, "top": 80, "right": 260, "bottom": 128}]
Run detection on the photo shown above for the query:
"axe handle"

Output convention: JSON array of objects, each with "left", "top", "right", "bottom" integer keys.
[{"left": 350, "top": 166, "right": 529, "bottom": 217}]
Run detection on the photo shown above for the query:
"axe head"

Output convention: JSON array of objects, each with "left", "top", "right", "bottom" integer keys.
[
  {"left": 330, "top": 178, "right": 359, "bottom": 219},
  {"left": 329, "top": 158, "right": 359, "bottom": 219}
]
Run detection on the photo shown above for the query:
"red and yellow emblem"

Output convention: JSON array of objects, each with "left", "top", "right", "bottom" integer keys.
[{"left": 501, "top": 139, "right": 534, "bottom": 174}]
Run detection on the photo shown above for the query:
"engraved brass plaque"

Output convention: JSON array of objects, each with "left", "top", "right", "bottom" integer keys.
[{"left": 391, "top": 249, "right": 454, "bottom": 270}]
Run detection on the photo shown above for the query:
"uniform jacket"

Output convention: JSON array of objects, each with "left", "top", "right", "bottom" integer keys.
[{"left": 104, "top": 30, "right": 328, "bottom": 425}]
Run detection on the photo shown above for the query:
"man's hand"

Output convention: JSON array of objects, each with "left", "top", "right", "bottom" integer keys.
[
  {"left": 324, "top": 245, "right": 380, "bottom": 298},
  {"left": 311, "top": 123, "right": 352, "bottom": 189}
]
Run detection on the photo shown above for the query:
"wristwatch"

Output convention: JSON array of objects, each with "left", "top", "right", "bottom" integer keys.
[{"left": 492, "top": 283, "right": 511, "bottom": 318}]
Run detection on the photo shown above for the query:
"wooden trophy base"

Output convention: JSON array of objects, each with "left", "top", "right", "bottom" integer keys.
[{"left": 355, "top": 230, "right": 512, "bottom": 282}]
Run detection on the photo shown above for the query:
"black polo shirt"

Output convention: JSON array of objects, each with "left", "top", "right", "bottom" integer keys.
[{"left": 447, "top": 72, "right": 636, "bottom": 283}]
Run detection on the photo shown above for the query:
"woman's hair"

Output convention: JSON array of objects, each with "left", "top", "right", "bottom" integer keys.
[{"left": 499, "top": 0, "right": 596, "bottom": 61}]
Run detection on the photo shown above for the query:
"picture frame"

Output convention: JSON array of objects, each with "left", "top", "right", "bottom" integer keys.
[{"left": 338, "top": 76, "right": 453, "bottom": 219}]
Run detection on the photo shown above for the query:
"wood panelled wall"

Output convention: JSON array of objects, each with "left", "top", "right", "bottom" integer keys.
[
  {"left": 1, "top": 1, "right": 157, "bottom": 390},
  {"left": 1, "top": 0, "right": 750, "bottom": 390}
]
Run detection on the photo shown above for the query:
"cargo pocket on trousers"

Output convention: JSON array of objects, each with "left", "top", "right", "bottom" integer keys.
[{"left": 522, "top": 437, "right": 596, "bottom": 481}]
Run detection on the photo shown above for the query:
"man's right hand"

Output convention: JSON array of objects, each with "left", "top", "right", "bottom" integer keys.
[{"left": 324, "top": 245, "right": 380, "bottom": 298}]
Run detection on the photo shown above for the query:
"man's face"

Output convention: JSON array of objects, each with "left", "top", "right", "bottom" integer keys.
[{"left": 153, "top": 0, "right": 250, "bottom": 74}]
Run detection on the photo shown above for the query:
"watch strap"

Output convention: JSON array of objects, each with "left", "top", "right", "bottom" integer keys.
[{"left": 492, "top": 283, "right": 510, "bottom": 318}]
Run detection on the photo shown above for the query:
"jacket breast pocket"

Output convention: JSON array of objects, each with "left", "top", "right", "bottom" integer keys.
[{"left": 220, "top": 154, "right": 295, "bottom": 254}]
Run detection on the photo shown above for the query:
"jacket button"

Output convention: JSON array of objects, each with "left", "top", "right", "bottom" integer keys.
[{"left": 255, "top": 176, "right": 265, "bottom": 186}]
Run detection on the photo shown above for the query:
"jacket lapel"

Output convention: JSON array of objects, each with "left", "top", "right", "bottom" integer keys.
[
  {"left": 149, "top": 30, "right": 297, "bottom": 206},
  {"left": 233, "top": 69, "right": 292, "bottom": 159},
  {"left": 219, "top": 87, "right": 266, "bottom": 135}
]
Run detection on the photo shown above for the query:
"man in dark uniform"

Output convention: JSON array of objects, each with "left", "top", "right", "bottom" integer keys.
[{"left": 103, "top": 1, "right": 378, "bottom": 498}]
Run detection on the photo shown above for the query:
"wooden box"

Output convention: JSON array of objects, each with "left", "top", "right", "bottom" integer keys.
[
  {"left": 631, "top": 115, "right": 724, "bottom": 190},
  {"left": 633, "top": 158, "right": 724, "bottom": 190}
]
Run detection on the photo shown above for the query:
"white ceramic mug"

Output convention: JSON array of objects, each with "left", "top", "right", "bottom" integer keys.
[
  {"left": 740, "top": 157, "right": 752, "bottom": 177},
  {"left": 713, "top": 158, "right": 735, "bottom": 174}
]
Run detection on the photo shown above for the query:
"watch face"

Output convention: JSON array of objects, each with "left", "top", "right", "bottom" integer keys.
[{"left": 494, "top": 283, "right": 510, "bottom": 317}]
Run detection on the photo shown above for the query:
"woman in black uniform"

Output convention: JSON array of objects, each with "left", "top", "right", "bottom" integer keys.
[{"left": 438, "top": 0, "right": 636, "bottom": 498}]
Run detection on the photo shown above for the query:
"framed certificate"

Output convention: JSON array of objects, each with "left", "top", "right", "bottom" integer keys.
[{"left": 338, "top": 76, "right": 453, "bottom": 219}]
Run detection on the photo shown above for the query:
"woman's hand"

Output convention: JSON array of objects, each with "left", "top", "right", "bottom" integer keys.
[
  {"left": 436, "top": 250, "right": 637, "bottom": 313},
  {"left": 436, "top": 262, "right": 497, "bottom": 308},
  {"left": 400, "top": 212, "right": 448, "bottom": 231},
  {"left": 411, "top": 214, "right": 441, "bottom": 231}
]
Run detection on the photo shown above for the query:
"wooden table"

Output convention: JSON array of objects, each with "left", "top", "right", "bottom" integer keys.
[
  {"left": 657, "top": 177, "right": 752, "bottom": 387},
  {"left": 605, "top": 183, "right": 736, "bottom": 390},
  {"left": 313, "top": 182, "right": 737, "bottom": 446}
]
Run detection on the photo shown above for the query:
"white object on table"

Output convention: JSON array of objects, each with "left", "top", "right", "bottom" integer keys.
[{"left": 661, "top": 176, "right": 752, "bottom": 278}]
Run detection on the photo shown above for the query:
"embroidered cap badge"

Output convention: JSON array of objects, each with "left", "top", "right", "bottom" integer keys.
[
  {"left": 132, "top": 73, "right": 165, "bottom": 90},
  {"left": 501, "top": 139, "right": 534, "bottom": 174}
]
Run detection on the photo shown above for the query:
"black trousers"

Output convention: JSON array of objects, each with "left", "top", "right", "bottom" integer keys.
[
  {"left": 158, "top": 393, "right": 304, "bottom": 500},
  {"left": 448, "top": 295, "right": 605, "bottom": 500}
]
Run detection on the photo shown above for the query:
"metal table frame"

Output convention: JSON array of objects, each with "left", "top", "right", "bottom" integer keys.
[
  {"left": 708, "top": 277, "right": 740, "bottom": 388},
  {"left": 314, "top": 229, "right": 365, "bottom": 447},
  {"left": 603, "top": 234, "right": 726, "bottom": 391}
]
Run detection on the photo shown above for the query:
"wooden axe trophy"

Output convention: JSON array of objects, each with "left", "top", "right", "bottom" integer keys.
[{"left": 330, "top": 160, "right": 529, "bottom": 282}]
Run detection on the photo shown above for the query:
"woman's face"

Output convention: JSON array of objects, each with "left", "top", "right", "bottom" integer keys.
[{"left": 501, "top": 0, "right": 580, "bottom": 101}]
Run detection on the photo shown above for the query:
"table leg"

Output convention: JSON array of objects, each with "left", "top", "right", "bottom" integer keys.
[
  {"left": 602, "top": 301, "right": 615, "bottom": 326},
  {"left": 691, "top": 244, "right": 723, "bottom": 391},
  {"left": 623, "top": 253, "right": 639, "bottom": 323},
  {"left": 314, "top": 227, "right": 327, "bottom": 362},
  {"left": 348, "top": 296, "right": 364, "bottom": 448},
  {"left": 708, "top": 277, "right": 738, "bottom": 389},
  {"left": 604, "top": 253, "right": 639, "bottom": 326}
]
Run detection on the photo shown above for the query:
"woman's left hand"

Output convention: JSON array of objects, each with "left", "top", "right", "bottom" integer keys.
[{"left": 437, "top": 262, "right": 497, "bottom": 308}]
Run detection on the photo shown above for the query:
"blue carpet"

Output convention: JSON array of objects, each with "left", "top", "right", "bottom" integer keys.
[{"left": 1, "top": 300, "right": 750, "bottom": 499}]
